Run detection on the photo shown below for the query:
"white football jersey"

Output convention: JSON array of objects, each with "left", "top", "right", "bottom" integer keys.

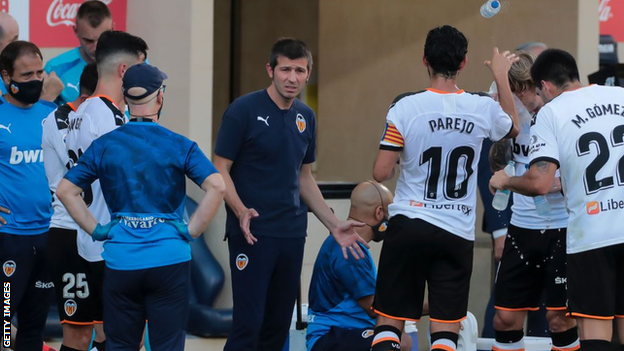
[
  {"left": 380, "top": 89, "right": 513, "bottom": 241},
  {"left": 530, "top": 84, "right": 624, "bottom": 254},
  {"left": 65, "top": 95, "right": 126, "bottom": 261},
  {"left": 42, "top": 103, "right": 79, "bottom": 230},
  {"left": 510, "top": 105, "right": 568, "bottom": 230}
]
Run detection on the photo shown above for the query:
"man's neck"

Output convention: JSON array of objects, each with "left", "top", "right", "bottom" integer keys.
[
  {"left": 93, "top": 78, "right": 124, "bottom": 110},
  {"left": 79, "top": 47, "right": 94, "bottom": 64},
  {"left": 4, "top": 93, "right": 32, "bottom": 109},
  {"left": 429, "top": 75, "right": 461, "bottom": 93},
  {"left": 267, "top": 84, "right": 295, "bottom": 110},
  {"left": 348, "top": 215, "right": 373, "bottom": 243},
  {"left": 561, "top": 81, "right": 584, "bottom": 93}
]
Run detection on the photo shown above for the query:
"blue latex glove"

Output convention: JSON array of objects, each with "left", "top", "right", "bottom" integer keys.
[
  {"left": 91, "top": 219, "right": 120, "bottom": 242},
  {"left": 165, "top": 220, "right": 195, "bottom": 242}
]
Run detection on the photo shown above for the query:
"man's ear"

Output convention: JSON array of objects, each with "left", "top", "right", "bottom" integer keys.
[
  {"left": 375, "top": 205, "right": 384, "bottom": 221},
  {"left": 1, "top": 70, "right": 9, "bottom": 86},
  {"left": 266, "top": 63, "right": 274, "bottom": 79}
]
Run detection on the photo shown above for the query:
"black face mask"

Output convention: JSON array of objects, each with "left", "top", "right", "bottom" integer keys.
[
  {"left": 9, "top": 79, "right": 43, "bottom": 105},
  {"left": 371, "top": 218, "right": 389, "bottom": 242}
]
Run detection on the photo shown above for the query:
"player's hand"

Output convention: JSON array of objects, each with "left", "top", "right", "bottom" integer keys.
[
  {"left": 0, "top": 206, "right": 10, "bottom": 227},
  {"left": 331, "top": 220, "right": 368, "bottom": 260},
  {"left": 489, "top": 168, "right": 510, "bottom": 195},
  {"left": 41, "top": 71, "right": 64, "bottom": 102},
  {"left": 484, "top": 47, "right": 519, "bottom": 78},
  {"left": 91, "top": 218, "right": 120, "bottom": 241},
  {"left": 238, "top": 208, "right": 259, "bottom": 245},
  {"left": 165, "top": 220, "right": 195, "bottom": 242},
  {"left": 494, "top": 235, "right": 505, "bottom": 262}
]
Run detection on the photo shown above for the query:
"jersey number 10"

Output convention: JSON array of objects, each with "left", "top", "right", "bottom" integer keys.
[{"left": 420, "top": 146, "right": 475, "bottom": 200}]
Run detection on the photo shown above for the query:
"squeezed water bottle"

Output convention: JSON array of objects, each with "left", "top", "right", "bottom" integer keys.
[
  {"left": 480, "top": 0, "right": 501, "bottom": 18},
  {"left": 533, "top": 195, "right": 551, "bottom": 217},
  {"left": 492, "top": 161, "right": 515, "bottom": 211}
]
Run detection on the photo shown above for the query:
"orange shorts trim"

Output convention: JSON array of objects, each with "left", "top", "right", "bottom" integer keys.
[
  {"left": 372, "top": 308, "right": 419, "bottom": 322},
  {"left": 552, "top": 345, "right": 581, "bottom": 351},
  {"left": 433, "top": 344, "right": 455, "bottom": 351},
  {"left": 60, "top": 320, "right": 97, "bottom": 326},
  {"left": 372, "top": 337, "right": 401, "bottom": 345},
  {"left": 546, "top": 306, "right": 567, "bottom": 311},
  {"left": 566, "top": 312, "right": 613, "bottom": 320},
  {"left": 494, "top": 305, "right": 540, "bottom": 312},
  {"left": 615, "top": 315, "right": 624, "bottom": 319},
  {"left": 430, "top": 316, "right": 466, "bottom": 324}
]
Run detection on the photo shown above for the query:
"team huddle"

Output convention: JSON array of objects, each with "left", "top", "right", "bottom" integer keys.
[{"left": 0, "top": 3, "right": 622, "bottom": 351}]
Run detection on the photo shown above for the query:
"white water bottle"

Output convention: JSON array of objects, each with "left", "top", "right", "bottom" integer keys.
[
  {"left": 533, "top": 195, "right": 551, "bottom": 216},
  {"left": 492, "top": 161, "right": 515, "bottom": 211},
  {"left": 480, "top": 0, "right": 501, "bottom": 18}
]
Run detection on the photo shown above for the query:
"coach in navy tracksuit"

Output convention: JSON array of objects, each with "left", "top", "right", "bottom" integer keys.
[
  {"left": 214, "top": 38, "right": 367, "bottom": 351},
  {"left": 58, "top": 64, "right": 226, "bottom": 351}
]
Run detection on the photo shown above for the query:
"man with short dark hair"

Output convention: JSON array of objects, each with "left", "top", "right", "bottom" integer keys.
[
  {"left": 0, "top": 40, "right": 56, "bottom": 351},
  {"left": 214, "top": 37, "right": 367, "bottom": 351},
  {"left": 370, "top": 25, "right": 519, "bottom": 351},
  {"left": 491, "top": 48, "right": 624, "bottom": 351},
  {"left": 58, "top": 63, "right": 225, "bottom": 351},
  {"left": 45, "top": 0, "right": 113, "bottom": 106},
  {"left": 43, "top": 63, "right": 107, "bottom": 351}
]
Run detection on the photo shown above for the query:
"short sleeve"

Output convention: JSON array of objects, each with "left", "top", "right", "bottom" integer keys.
[
  {"left": 214, "top": 106, "right": 248, "bottom": 161},
  {"left": 379, "top": 104, "right": 405, "bottom": 151},
  {"left": 529, "top": 107, "right": 560, "bottom": 168},
  {"left": 64, "top": 142, "right": 100, "bottom": 191},
  {"left": 185, "top": 142, "right": 219, "bottom": 186},
  {"left": 332, "top": 248, "right": 376, "bottom": 301},
  {"left": 303, "top": 112, "right": 316, "bottom": 164},
  {"left": 486, "top": 99, "right": 514, "bottom": 142}
]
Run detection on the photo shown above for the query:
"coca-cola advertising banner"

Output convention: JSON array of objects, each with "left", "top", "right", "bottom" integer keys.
[
  {"left": 600, "top": 0, "right": 624, "bottom": 42},
  {"left": 6, "top": 0, "right": 126, "bottom": 48}
]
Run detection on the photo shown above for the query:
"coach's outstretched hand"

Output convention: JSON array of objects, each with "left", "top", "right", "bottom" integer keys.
[
  {"left": 91, "top": 218, "right": 120, "bottom": 242},
  {"left": 331, "top": 220, "right": 368, "bottom": 260},
  {"left": 238, "top": 208, "right": 259, "bottom": 245},
  {"left": 165, "top": 220, "right": 195, "bottom": 242},
  {"left": 0, "top": 205, "right": 10, "bottom": 227}
]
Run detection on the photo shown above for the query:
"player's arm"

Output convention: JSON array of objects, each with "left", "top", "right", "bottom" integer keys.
[
  {"left": 373, "top": 149, "right": 400, "bottom": 182},
  {"left": 485, "top": 47, "right": 520, "bottom": 139},
  {"left": 490, "top": 160, "right": 557, "bottom": 196},
  {"left": 41, "top": 71, "right": 64, "bottom": 103},
  {"left": 299, "top": 164, "right": 368, "bottom": 260},
  {"left": 187, "top": 173, "right": 226, "bottom": 238},
  {"left": 56, "top": 178, "right": 98, "bottom": 234},
  {"left": 357, "top": 295, "right": 377, "bottom": 318},
  {"left": 213, "top": 154, "right": 259, "bottom": 244}
]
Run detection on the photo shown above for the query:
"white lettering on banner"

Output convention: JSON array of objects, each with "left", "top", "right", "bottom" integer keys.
[
  {"left": 599, "top": 0, "right": 613, "bottom": 22},
  {"left": 46, "top": 0, "right": 113, "bottom": 27}
]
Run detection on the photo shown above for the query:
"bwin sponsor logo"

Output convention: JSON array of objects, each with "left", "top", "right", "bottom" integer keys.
[{"left": 9, "top": 147, "right": 44, "bottom": 164}]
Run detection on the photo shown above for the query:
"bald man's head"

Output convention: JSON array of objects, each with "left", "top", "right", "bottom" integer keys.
[
  {"left": 0, "top": 13, "right": 19, "bottom": 53},
  {"left": 350, "top": 181, "right": 393, "bottom": 217}
]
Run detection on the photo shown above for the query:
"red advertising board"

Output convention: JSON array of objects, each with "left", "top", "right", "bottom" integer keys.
[
  {"left": 600, "top": 0, "right": 624, "bottom": 42},
  {"left": 29, "top": 0, "right": 126, "bottom": 48}
]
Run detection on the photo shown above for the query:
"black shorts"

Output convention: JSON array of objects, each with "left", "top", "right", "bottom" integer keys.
[
  {"left": 373, "top": 215, "right": 473, "bottom": 322},
  {"left": 311, "top": 326, "right": 375, "bottom": 351},
  {"left": 46, "top": 227, "right": 105, "bottom": 324},
  {"left": 567, "top": 243, "right": 624, "bottom": 320},
  {"left": 494, "top": 225, "right": 567, "bottom": 311}
]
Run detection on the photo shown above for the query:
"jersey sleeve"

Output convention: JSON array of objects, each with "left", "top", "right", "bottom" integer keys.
[
  {"left": 486, "top": 99, "right": 514, "bottom": 142},
  {"left": 379, "top": 104, "right": 405, "bottom": 151},
  {"left": 528, "top": 107, "right": 560, "bottom": 168},
  {"left": 64, "top": 142, "right": 100, "bottom": 191},
  {"left": 303, "top": 112, "right": 317, "bottom": 164},
  {"left": 332, "top": 248, "right": 376, "bottom": 301},
  {"left": 42, "top": 114, "right": 70, "bottom": 181},
  {"left": 185, "top": 142, "right": 219, "bottom": 186},
  {"left": 214, "top": 104, "right": 248, "bottom": 161}
]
